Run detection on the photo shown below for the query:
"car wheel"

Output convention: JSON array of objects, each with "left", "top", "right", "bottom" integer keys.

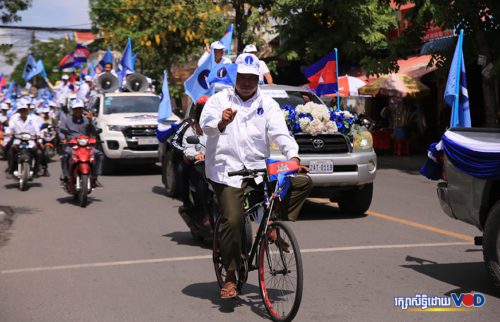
[
  {"left": 164, "top": 150, "right": 178, "bottom": 197},
  {"left": 336, "top": 183, "right": 373, "bottom": 215},
  {"left": 483, "top": 200, "right": 500, "bottom": 292}
]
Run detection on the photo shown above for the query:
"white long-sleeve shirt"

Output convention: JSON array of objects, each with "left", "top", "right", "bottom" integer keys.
[
  {"left": 181, "top": 126, "right": 206, "bottom": 160},
  {"left": 200, "top": 87, "right": 299, "bottom": 188},
  {"left": 9, "top": 114, "right": 41, "bottom": 147}
]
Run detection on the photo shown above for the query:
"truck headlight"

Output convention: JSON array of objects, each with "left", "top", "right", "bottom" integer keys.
[
  {"left": 107, "top": 125, "right": 126, "bottom": 132},
  {"left": 353, "top": 130, "right": 373, "bottom": 152}
]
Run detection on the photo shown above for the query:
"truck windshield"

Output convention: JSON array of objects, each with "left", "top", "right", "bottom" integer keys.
[
  {"left": 103, "top": 96, "right": 160, "bottom": 114},
  {"left": 262, "top": 90, "right": 323, "bottom": 108}
]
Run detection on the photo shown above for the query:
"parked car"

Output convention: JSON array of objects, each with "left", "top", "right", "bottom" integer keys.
[
  {"left": 436, "top": 128, "right": 500, "bottom": 290},
  {"left": 159, "top": 84, "right": 377, "bottom": 215}
]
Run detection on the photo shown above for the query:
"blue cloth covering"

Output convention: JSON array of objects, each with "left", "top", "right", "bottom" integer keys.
[{"left": 441, "top": 134, "right": 500, "bottom": 180}]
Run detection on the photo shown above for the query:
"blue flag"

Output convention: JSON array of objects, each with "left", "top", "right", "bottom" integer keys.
[
  {"left": 158, "top": 70, "right": 173, "bottom": 123},
  {"left": 207, "top": 62, "right": 237, "bottom": 85},
  {"left": 444, "top": 30, "right": 471, "bottom": 128},
  {"left": 118, "top": 38, "right": 135, "bottom": 82},
  {"left": 7, "top": 81, "right": 15, "bottom": 99},
  {"left": 25, "top": 60, "right": 45, "bottom": 81},
  {"left": 184, "top": 52, "right": 214, "bottom": 102},
  {"left": 99, "top": 47, "right": 114, "bottom": 67},
  {"left": 23, "top": 54, "right": 37, "bottom": 81},
  {"left": 220, "top": 24, "right": 234, "bottom": 56}
]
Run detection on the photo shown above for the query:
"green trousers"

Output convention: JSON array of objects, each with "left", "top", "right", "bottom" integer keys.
[{"left": 212, "top": 174, "right": 313, "bottom": 271}]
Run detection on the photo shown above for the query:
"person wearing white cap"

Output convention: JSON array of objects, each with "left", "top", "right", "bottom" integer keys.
[
  {"left": 59, "top": 99, "right": 104, "bottom": 187},
  {"left": 197, "top": 41, "right": 232, "bottom": 67},
  {"left": 0, "top": 103, "right": 9, "bottom": 125},
  {"left": 242, "top": 44, "right": 273, "bottom": 84},
  {"left": 199, "top": 53, "right": 312, "bottom": 299},
  {"left": 77, "top": 75, "right": 93, "bottom": 102},
  {"left": 46, "top": 74, "right": 72, "bottom": 107},
  {"left": 5, "top": 103, "right": 44, "bottom": 178}
]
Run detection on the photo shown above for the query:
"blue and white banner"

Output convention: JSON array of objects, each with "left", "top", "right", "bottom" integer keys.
[{"left": 207, "top": 63, "right": 237, "bottom": 85}]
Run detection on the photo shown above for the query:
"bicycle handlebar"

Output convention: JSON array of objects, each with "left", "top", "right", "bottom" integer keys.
[{"left": 228, "top": 168, "right": 267, "bottom": 177}]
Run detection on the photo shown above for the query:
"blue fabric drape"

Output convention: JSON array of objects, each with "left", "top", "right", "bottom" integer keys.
[{"left": 442, "top": 134, "right": 500, "bottom": 180}]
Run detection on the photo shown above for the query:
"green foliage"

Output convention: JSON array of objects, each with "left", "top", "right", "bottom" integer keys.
[
  {"left": 89, "top": 0, "right": 231, "bottom": 97},
  {"left": 11, "top": 38, "right": 76, "bottom": 87},
  {"left": 0, "top": 0, "right": 32, "bottom": 23},
  {"left": 270, "top": 0, "right": 398, "bottom": 75}
]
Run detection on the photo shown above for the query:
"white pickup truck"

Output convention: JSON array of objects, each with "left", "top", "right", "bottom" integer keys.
[{"left": 88, "top": 92, "right": 179, "bottom": 173}]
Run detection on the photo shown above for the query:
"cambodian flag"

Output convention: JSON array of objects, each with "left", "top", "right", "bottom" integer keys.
[
  {"left": 59, "top": 51, "right": 76, "bottom": 69},
  {"left": 0, "top": 74, "right": 6, "bottom": 89},
  {"left": 303, "top": 51, "right": 339, "bottom": 96},
  {"left": 74, "top": 44, "right": 90, "bottom": 62},
  {"left": 266, "top": 159, "right": 299, "bottom": 200}
]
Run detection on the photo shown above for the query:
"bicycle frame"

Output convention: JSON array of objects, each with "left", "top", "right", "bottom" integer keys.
[{"left": 241, "top": 173, "right": 284, "bottom": 272}]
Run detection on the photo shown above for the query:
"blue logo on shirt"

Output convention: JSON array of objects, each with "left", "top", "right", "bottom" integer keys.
[
  {"left": 245, "top": 56, "right": 254, "bottom": 65},
  {"left": 257, "top": 107, "right": 264, "bottom": 116}
]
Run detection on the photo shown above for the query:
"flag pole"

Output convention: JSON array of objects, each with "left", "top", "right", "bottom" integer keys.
[
  {"left": 451, "top": 29, "right": 464, "bottom": 127},
  {"left": 335, "top": 48, "right": 340, "bottom": 111}
]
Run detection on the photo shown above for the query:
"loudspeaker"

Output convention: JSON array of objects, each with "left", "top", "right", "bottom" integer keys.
[
  {"left": 96, "top": 72, "right": 120, "bottom": 93},
  {"left": 125, "top": 73, "right": 149, "bottom": 92}
]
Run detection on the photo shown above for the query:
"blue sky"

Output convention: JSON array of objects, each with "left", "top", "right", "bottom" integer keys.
[{"left": 10, "top": 0, "right": 90, "bottom": 27}]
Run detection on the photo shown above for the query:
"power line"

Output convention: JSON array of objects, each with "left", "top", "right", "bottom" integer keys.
[{"left": 0, "top": 25, "right": 91, "bottom": 32}]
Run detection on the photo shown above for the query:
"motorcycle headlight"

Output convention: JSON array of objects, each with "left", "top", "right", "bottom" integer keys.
[
  {"left": 107, "top": 125, "right": 126, "bottom": 132},
  {"left": 353, "top": 130, "right": 373, "bottom": 152},
  {"left": 21, "top": 133, "right": 31, "bottom": 141},
  {"left": 77, "top": 138, "right": 89, "bottom": 146}
]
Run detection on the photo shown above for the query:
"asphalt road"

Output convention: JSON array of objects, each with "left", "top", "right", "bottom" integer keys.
[{"left": 0, "top": 155, "right": 498, "bottom": 322}]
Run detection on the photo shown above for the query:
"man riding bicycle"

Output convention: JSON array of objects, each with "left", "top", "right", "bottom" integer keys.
[{"left": 200, "top": 53, "right": 312, "bottom": 299}]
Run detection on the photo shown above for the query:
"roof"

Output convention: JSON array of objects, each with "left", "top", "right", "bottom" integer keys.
[{"left": 357, "top": 55, "right": 438, "bottom": 82}]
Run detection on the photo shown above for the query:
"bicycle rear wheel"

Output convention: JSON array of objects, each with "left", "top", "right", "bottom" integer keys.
[{"left": 258, "top": 221, "right": 303, "bottom": 322}]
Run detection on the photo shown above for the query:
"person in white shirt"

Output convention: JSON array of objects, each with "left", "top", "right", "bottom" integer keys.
[
  {"left": 242, "top": 44, "right": 274, "bottom": 84},
  {"left": 200, "top": 53, "right": 312, "bottom": 299},
  {"left": 46, "top": 74, "right": 72, "bottom": 108},
  {"left": 77, "top": 75, "right": 93, "bottom": 102},
  {"left": 197, "top": 41, "right": 232, "bottom": 67},
  {"left": 5, "top": 104, "right": 43, "bottom": 178}
]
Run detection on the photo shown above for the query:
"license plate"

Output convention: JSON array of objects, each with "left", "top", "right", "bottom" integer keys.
[
  {"left": 137, "top": 137, "right": 158, "bottom": 145},
  {"left": 309, "top": 160, "right": 334, "bottom": 174}
]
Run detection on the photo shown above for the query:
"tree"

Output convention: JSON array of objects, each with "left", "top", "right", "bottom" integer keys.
[
  {"left": 89, "top": 0, "right": 231, "bottom": 96},
  {"left": 0, "top": 0, "right": 32, "bottom": 23},
  {"left": 0, "top": 0, "right": 32, "bottom": 68},
  {"left": 269, "top": 0, "right": 398, "bottom": 73},
  {"left": 387, "top": 0, "right": 500, "bottom": 127},
  {"left": 10, "top": 38, "right": 76, "bottom": 86}
]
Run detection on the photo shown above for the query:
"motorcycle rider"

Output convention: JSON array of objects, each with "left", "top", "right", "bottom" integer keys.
[
  {"left": 59, "top": 99, "right": 104, "bottom": 188},
  {"left": 180, "top": 96, "right": 210, "bottom": 229},
  {"left": 5, "top": 103, "right": 43, "bottom": 179}
]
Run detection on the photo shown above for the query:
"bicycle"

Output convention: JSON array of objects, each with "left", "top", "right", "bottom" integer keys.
[{"left": 212, "top": 167, "right": 304, "bottom": 322}]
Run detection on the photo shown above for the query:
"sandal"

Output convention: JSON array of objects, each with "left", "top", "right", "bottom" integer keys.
[{"left": 220, "top": 280, "right": 239, "bottom": 299}]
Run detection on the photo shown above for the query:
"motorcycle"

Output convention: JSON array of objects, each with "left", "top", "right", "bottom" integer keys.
[
  {"left": 12, "top": 133, "right": 35, "bottom": 191},
  {"left": 62, "top": 135, "right": 98, "bottom": 208},
  {"left": 41, "top": 125, "right": 57, "bottom": 161},
  {"left": 180, "top": 136, "right": 218, "bottom": 242}
]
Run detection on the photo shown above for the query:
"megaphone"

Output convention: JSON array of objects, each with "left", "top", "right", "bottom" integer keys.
[
  {"left": 96, "top": 72, "right": 120, "bottom": 93},
  {"left": 125, "top": 73, "right": 149, "bottom": 92}
]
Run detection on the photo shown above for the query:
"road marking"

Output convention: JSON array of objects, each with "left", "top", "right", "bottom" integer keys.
[
  {"left": 1, "top": 242, "right": 471, "bottom": 274},
  {"left": 367, "top": 210, "right": 474, "bottom": 242}
]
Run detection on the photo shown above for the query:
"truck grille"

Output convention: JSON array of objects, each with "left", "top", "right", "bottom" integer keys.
[
  {"left": 295, "top": 134, "right": 351, "bottom": 154},
  {"left": 123, "top": 126, "right": 157, "bottom": 138}
]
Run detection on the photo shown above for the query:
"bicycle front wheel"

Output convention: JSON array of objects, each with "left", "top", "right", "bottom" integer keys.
[{"left": 258, "top": 221, "right": 303, "bottom": 321}]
